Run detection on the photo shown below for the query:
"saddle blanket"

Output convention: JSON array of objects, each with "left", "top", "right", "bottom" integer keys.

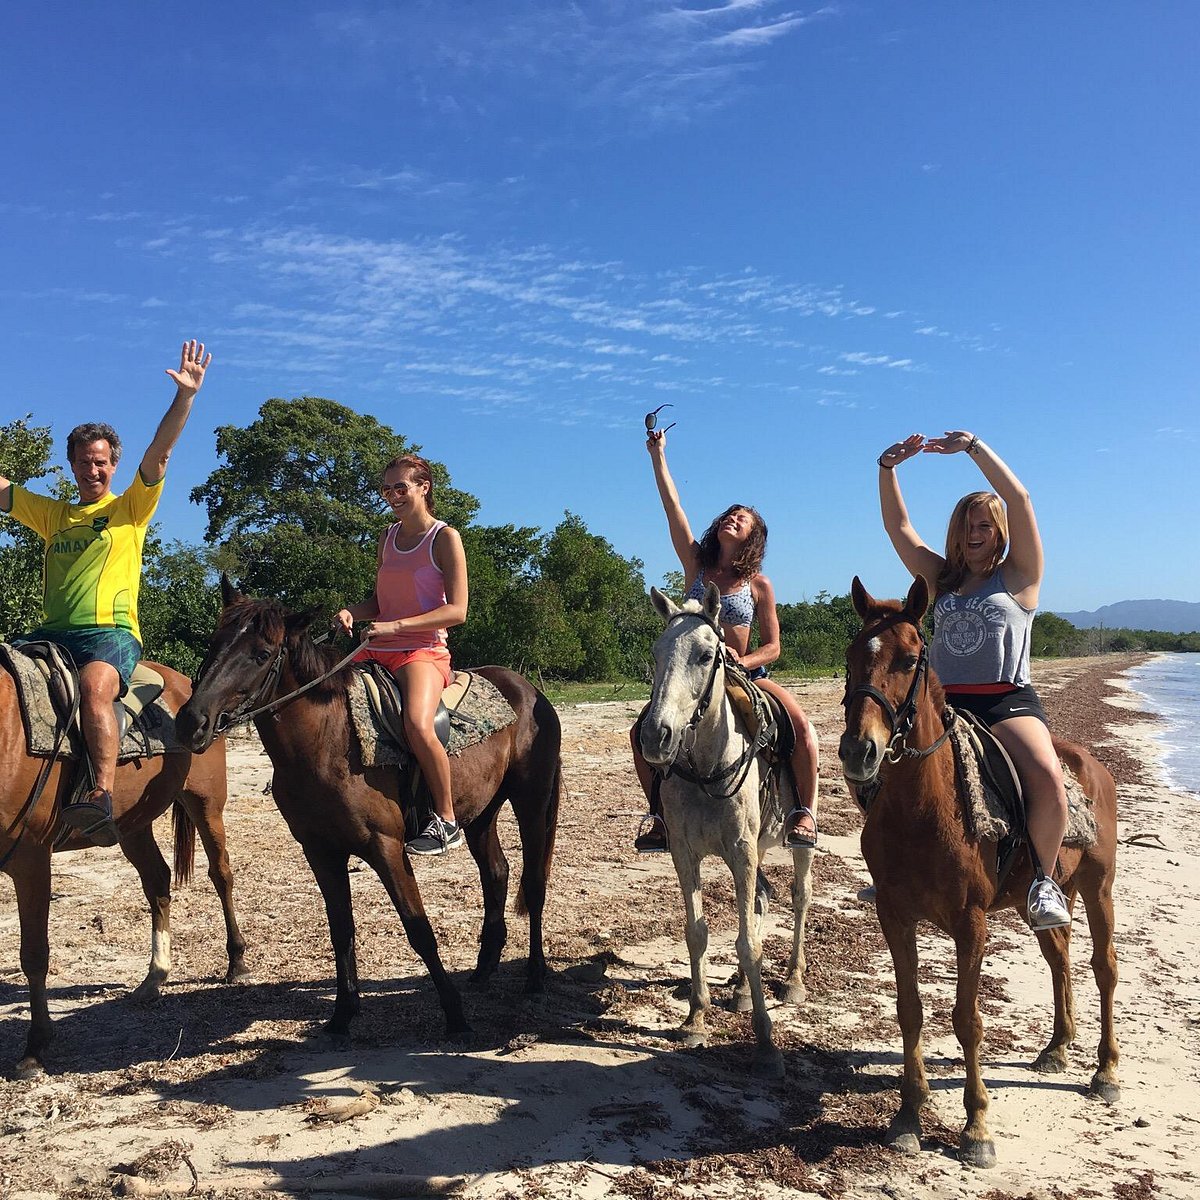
[
  {"left": 949, "top": 713, "right": 1097, "bottom": 848},
  {"left": 1, "top": 644, "right": 182, "bottom": 761},
  {"left": 347, "top": 668, "right": 518, "bottom": 769}
]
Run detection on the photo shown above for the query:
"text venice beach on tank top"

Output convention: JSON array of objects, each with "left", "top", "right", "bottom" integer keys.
[{"left": 930, "top": 568, "right": 1035, "bottom": 687}]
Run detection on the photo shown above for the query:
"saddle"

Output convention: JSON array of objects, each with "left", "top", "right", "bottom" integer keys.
[
  {"left": 723, "top": 663, "right": 797, "bottom": 812},
  {"left": 356, "top": 661, "right": 472, "bottom": 752},
  {"left": 947, "top": 705, "right": 1097, "bottom": 884},
  {"left": 0, "top": 641, "right": 171, "bottom": 762}
]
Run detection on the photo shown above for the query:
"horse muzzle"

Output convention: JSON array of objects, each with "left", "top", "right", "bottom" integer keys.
[
  {"left": 639, "top": 716, "right": 681, "bottom": 769},
  {"left": 176, "top": 702, "right": 217, "bottom": 754},
  {"left": 838, "top": 731, "right": 883, "bottom": 784}
]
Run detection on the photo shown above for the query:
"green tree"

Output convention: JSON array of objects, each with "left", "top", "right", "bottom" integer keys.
[
  {"left": 192, "top": 397, "right": 479, "bottom": 617},
  {"left": 1031, "top": 612, "right": 1087, "bottom": 657},
  {"left": 0, "top": 416, "right": 68, "bottom": 639},
  {"left": 139, "top": 539, "right": 222, "bottom": 675},
  {"left": 451, "top": 523, "right": 542, "bottom": 667}
]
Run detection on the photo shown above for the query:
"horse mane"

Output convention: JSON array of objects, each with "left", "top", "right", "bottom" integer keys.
[{"left": 219, "top": 596, "right": 351, "bottom": 701}]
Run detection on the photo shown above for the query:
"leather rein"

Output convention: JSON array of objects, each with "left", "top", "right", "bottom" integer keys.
[{"left": 659, "top": 609, "right": 763, "bottom": 801}]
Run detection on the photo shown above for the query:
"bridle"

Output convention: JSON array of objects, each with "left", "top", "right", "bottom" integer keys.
[
  {"left": 655, "top": 608, "right": 763, "bottom": 800},
  {"left": 842, "top": 619, "right": 955, "bottom": 765},
  {"left": 201, "top": 636, "right": 363, "bottom": 737}
]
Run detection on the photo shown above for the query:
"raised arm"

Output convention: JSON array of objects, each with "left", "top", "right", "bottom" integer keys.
[
  {"left": 646, "top": 431, "right": 700, "bottom": 576},
  {"left": 139, "top": 340, "right": 212, "bottom": 484},
  {"left": 877, "top": 434, "right": 944, "bottom": 586},
  {"left": 923, "top": 430, "right": 1043, "bottom": 596}
]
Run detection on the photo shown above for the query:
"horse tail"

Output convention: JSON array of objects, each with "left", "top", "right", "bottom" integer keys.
[
  {"left": 172, "top": 800, "right": 197, "bottom": 889},
  {"left": 516, "top": 756, "right": 562, "bottom": 917}
]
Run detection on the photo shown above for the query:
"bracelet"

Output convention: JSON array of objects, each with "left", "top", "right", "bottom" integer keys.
[
  {"left": 877, "top": 453, "right": 894, "bottom": 470},
  {"left": 966, "top": 435, "right": 980, "bottom": 455}
]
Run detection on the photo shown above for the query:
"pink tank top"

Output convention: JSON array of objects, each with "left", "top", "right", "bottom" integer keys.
[{"left": 371, "top": 520, "right": 448, "bottom": 651}]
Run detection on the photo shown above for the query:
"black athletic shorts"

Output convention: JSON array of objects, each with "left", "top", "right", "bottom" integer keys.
[{"left": 944, "top": 683, "right": 1048, "bottom": 729}]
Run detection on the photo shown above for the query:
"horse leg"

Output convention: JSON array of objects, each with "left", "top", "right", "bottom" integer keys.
[
  {"left": 731, "top": 847, "right": 783, "bottom": 1079},
  {"left": 118, "top": 825, "right": 173, "bottom": 1002},
  {"left": 952, "top": 909, "right": 996, "bottom": 1168},
  {"left": 511, "top": 779, "right": 553, "bottom": 996},
  {"left": 1031, "top": 902, "right": 1077, "bottom": 1075},
  {"left": 1080, "top": 872, "right": 1121, "bottom": 1102},
  {"left": 733, "top": 868, "right": 772, "bottom": 1012},
  {"left": 781, "top": 844, "right": 814, "bottom": 1005},
  {"left": 364, "top": 835, "right": 470, "bottom": 1040},
  {"left": 877, "top": 907, "right": 929, "bottom": 1155},
  {"left": 465, "top": 812, "right": 509, "bottom": 988},
  {"left": 181, "top": 790, "right": 250, "bottom": 984},
  {"left": 9, "top": 850, "right": 53, "bottom": 1078},
  {"left": 300, "top": 844, "right": 361, "bottom": 1043},
  {"left": 672, "top": 846, "right": 711, "bottom": 1048}
]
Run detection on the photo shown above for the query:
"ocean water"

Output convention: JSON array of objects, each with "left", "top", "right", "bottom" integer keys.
[{"left": 1124, "top": 652, "right": 1200, "bottom": 794}]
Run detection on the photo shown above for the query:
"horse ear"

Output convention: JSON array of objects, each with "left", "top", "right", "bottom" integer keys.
[
  {"left": 285, "top": 609, "right": 319, "bottom": 639},
  {"left": 220, "top": 573, "right": 242, "bottom": 607},
  {"left": 702, "top": 581, "right": 722, "bottom": 624},
  {"left": 649, "top": 587, "right": 678, "bottom": 622},
  {"left": 903, "top": 574, "right": 930, "bottom": 622},
  {"left": 850, "top": 576, "right": 874, "bottom": 620}
]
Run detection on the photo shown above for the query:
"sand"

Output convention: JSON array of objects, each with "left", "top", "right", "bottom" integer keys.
[{"left": 1, "top": 653, "right": 1197, "bottom": 1200}]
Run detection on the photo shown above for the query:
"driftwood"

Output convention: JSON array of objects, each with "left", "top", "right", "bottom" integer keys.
[{"left": 114, "top": 1170, "right": 469, "bottom": 1197}]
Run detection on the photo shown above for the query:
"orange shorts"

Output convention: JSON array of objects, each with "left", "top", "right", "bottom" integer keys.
[{"left": 356, "top": 645, "right": 453, "bottom": 688}]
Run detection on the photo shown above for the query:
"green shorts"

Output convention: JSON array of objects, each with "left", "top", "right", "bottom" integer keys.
[{"left": 14, "top": 627, "right": 142, "bottom": 696}]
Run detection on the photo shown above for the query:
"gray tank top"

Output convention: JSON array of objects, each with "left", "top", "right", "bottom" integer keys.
[{"left": 930, "top": 569, "right": 1035, "bottom": 686}]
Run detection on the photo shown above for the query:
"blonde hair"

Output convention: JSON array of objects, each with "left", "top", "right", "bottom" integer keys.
[{"left": 937, "top": 492, "right": 1007, "bottom": 596}]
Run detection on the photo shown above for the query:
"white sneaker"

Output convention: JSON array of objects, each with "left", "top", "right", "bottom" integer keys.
[{"left": 1027, "top": 878, "right": 1071, "bottom": 931}]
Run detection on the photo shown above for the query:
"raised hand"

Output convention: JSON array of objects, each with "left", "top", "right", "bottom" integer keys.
[
  {"left": 878, "top": 433, "right": 925, "bottom": 469},
  {"left": 165, "top": 339, "right": 212, "bottom": 397},
  {"left": 923, "top": 430, "right": 975, "bottom": 455}
]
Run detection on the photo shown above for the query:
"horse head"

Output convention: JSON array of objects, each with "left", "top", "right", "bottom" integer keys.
[
  {"left": 640, "top": 583, "right": 725, "bottom": 769},
  {"left": 838, "top": 574, "right": 936, "bottom": 784},
  {"left": 176, "top": 575, "right": 310, "bottom": 752}
]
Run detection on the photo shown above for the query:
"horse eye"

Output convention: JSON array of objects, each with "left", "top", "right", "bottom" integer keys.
[
  {"left": 899, "top": 654, "right": 919, "bottom": 672},
  {"left": 255, "top": 649, "right": 271, "bottom": 665}
]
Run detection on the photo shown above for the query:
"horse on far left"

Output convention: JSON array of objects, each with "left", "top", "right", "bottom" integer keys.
[{"left": 0, "top": 659, "right": 248, "bottom": 1078}]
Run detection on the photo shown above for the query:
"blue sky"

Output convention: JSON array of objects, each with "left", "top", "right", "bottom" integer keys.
[{"left": 2, "top": 2, "right": 1196, "bottom": 612}]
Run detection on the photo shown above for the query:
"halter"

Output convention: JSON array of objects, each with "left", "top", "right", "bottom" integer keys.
[
  {"left": 207, "top": 640, "right": 364, "bottom": 735},
  {"left": 655, "top": 608, "right": 764, "bottom": 800},
  {"left": 842, "top": 620, "right": 954, "bottom": 765}
]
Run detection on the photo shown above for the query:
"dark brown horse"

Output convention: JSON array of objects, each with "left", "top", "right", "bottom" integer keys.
[
  {"left": 176, "top": 581, "right": 562, "bottom": 1042},
  {"left": 1, "top": 661, "right": 247, "bottom": 1078},
  {"left": 838, "top": 577, "right": 1119, "bottom": 1169}
]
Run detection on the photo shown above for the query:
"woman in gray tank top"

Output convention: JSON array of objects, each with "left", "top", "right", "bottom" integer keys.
[{"left": 876, "top": 430, "right": 1072, "bottom": 933}]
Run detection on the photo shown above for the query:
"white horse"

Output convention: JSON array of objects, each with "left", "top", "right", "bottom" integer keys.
[{"left": 640, "top": 584, "right": 815, "bottom": 1078}]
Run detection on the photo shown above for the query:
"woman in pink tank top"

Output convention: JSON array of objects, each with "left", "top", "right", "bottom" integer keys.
[{"left": 335, "top": 455, "right": 469, "bottom": 857}]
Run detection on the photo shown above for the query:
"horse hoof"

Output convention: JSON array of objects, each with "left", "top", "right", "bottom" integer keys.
[
  {"left": 466, "top": 972, "right": 493, "bottom": 993},
  {"left": 886, "top": 1131, "right": 921, "bottom": 1156},
  {"left": 752, "top": 1048, "right": 785, "bottom": 1080},
  {"left": 445, "top": 1022, "right": 473, "bottom": 1044},
  {"left": 1033, "top": 1048, "right": 1069, "bottom": 1074},
  {"left": 1089, "top": 1074, "right": 1120, "bottom": 1105},
  {"left": 130, "top": 979, "right": 164, "bottom": 1004},
  {"left": 678, "top": 1030, "right": 707, "bottom": 1050},
  {"left": 731, "top": 991, "right": 754, "bottom": 1015},
  {"left": 225, "top": 963, "right": 253, "bottom": 986},
  {"left": 780, "top": 982, "right": 807, "bottom": 1006},
  {"left": 959, "top": 1135, "right": 997, "bottom": 1169},
  {"left": 11, "top": 1057, "right": 45, "bottom": 1081}
]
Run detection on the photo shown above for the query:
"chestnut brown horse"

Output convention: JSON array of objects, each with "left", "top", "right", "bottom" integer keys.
[
  {"left": 1, "top": 660, "right": 247, "bottom": 1078},
  {"left": 838, "top": 577, "right": 1119, "bottom": 1169},
  {"left": 176, "top": 582, "right": 562, "bottom": 1043}
]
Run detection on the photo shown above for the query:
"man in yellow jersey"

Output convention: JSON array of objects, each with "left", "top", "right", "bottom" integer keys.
[{"left": 0, "top": 340, "right": 212, "bottom": 845}]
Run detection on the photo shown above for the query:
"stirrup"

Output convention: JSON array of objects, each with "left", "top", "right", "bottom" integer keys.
[
  {"left": 783, "top": 806, "right": 818, "bottom": 850},
  {"left": 633, "top": 814, "right": 670, "bottom": 854}
]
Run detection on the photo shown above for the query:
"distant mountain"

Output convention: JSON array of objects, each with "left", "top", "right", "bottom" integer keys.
[{"left": 1054, "top": 600, "right": 1200, "bottom": 634}]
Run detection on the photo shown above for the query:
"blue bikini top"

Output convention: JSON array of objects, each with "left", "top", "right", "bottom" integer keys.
[{"left": 686, "top": 575, "right": 755, "bottom": 628}]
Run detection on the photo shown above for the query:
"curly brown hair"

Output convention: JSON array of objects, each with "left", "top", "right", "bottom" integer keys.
[{"left": 696, "top": 504, "right": 767, "bottom": 580}]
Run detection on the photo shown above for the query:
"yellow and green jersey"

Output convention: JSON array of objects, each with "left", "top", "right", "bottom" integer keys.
[{"left": 3, "top": 473, "right": 163, "bottom": 642}]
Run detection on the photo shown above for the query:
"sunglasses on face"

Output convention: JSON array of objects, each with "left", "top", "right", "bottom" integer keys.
[{"left": 644, "top": 403, "right": 676, "bottom": 434}]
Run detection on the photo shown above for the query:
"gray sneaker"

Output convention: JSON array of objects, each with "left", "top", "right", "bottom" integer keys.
[
  {"left": 1027, "top": 878, "right": 1071, "bottom": 930},
  {"left": 406, "top": 815, "right": 465, "bottom": 856}
]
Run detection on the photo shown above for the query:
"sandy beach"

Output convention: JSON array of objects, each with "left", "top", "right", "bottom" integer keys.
[{"left": 1, "top": 652, "right": 1197, "bottom": 1200}]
